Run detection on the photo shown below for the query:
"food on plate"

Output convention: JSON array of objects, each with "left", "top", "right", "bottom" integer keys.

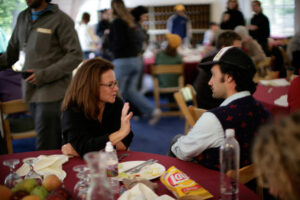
[
  {"left": 30, "top": 186, "right": 49, "bottom": 199},
  {"left": 22, "top": 195, "right": 42, "bottom": 200},
  {"left": 12, "top": 179, "right": 39, "bottom": 193},
  {"left": 42, "top": 175, "right": 63, "bottom": 192},
  {"left": 118, "top": 162, "right": 164, "bottom": 180},
  {"left": 0, "top": 185, "right": 13, "bottom": 200},
  {"left": 160, "top": 166, "right": 213, "bottom": 199},
  {"left": 10, "top": 190, "right": 29, "bottom": 200}
]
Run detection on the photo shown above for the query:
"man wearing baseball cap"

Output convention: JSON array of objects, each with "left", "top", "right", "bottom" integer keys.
[{"left": 170, "top": 46, "right": 270, "bottom": 170}]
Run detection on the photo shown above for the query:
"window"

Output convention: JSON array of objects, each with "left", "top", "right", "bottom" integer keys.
[
  {"left": 262, "top": 0, "right": 294, "bottom": 37},
  {"left": 0, "top": 0, "right": 26, "bottom": 38}
]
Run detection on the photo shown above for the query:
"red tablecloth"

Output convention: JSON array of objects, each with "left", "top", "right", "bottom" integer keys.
[
  {"left": 253, "top": 83, "right": 289, "bottom": 116},
  {"left": 144, "top": 57, "right": 199, "bottom": 85},
  {"left": 0, "top": 150, "right": 259, "bottom": 199}
]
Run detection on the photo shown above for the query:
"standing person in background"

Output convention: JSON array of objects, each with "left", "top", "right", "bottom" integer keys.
[
  {"left": 0, "top": 0, "right": 82, "bottom": 150},
  {"left": 252, "top": 112, "right": 300, "bottom": 200},
  {"left": 248, "top": 0, "right": 270, "bottom": 55},
  {"left": 96, "top": 9, "right": 111, "bottom": 38},
  {"left": 76, "top": 12, "right": 99, "bottom": 59},
  {"left": 130, "top": 6, "right": 149, "bottom": 55},
  {"left": 109, "top": 0, "right": 161, "bottom": 125},
  {"left": 167, "top": 4, "right": 192, "bottom": 47},
  {"left": 220, "top": 0, "right": 245, "bottom": 30}
]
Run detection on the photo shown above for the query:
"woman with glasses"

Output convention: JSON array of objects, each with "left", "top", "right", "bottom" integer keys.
[{"left": 61, "top": 57, "right": 134, "bottom": 157}]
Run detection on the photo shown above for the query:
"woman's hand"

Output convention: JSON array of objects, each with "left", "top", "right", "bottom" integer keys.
[
  {"left": 119, "top": 102, "right": 133, "bottom": 136},
  {"left": 61, "top": 143, "right": 80, "bottom": 157}
]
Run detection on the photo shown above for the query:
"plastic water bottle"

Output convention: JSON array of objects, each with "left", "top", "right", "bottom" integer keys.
[
  {"left": 104, "top": 141, "right": 120, "bottom": 196},
  {"left": 220, "top": 129, "right": 240, "bottom": 200}
]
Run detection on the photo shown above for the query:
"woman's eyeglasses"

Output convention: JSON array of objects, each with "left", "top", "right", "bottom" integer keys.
[{"left": 99, "top": 80, "right": 118, "bottom": 89}]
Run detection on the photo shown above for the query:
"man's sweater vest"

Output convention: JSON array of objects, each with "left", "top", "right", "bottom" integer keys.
[{"left": 199, "top": 96, "right": 270, "bottom": 170}]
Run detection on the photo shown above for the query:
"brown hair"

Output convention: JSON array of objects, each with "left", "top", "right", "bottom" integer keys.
[
  {"left": 111, "top": 0, "right": 135, "bottom": 28},
  {"left": 252, "top": 111, "right": 300, "bottom": 200},
  {"left": 62, "top": 58, "right": 114, "bottom": 120},
  {"left": 216, "top": 30, "right": 241, "bottom": 50}
]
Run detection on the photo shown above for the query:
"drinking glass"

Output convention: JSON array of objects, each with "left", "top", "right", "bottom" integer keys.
[
  {"left": 23, "top": 158, "right": 43, "bottom": 184},
  {"left": 73, "top": 164, "right": 90, "bottom": 198},
  {"left": 3, "top": 159, "right": 23, "bottom": 188}
]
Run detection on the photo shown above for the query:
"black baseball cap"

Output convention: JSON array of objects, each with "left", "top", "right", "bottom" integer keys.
[{"left": 200, "top": 46, "right": 256, "bottom": 74}]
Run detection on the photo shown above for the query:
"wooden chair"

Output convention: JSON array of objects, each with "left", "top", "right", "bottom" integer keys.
[
  {"left": 0, "top": 99, "right": 36, "bottom": 154},
  {"left": 151, "top": 64, "right": 184, "bottom": 116},
  {"left": 173, "top": 84, "right": 199, "bottom": 133}
]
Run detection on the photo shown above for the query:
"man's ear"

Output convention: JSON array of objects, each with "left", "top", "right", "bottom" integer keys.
[{"left": 225, "top": 74, "right": 234, "bottom": 83}]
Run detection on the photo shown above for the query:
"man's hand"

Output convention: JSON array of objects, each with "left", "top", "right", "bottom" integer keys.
[
  {"left": 25, "top": 69, "right": 36, "bottom": 84},
  {"left": 61, "top": 143, "right": 80, "bottom": 157}
]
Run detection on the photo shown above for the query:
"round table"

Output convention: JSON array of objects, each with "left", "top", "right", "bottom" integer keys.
[{"left": 0, "top": 150, "right": 259, "bottom": 199}]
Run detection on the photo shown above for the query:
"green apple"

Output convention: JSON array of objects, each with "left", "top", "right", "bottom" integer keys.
[
  {"left": 11, "top": 179, "right": 38, "bottom": 193},
  {"left": 30, "top": 186, "right": 49, "bottom": 199}
]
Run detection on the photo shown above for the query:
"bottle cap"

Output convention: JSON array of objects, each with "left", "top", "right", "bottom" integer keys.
[
  {"left": 225, "top": 129, "right": 235, "bottom": 138},
  {"left": 105, "top": 141, "right": 114, "bottom": 152}
]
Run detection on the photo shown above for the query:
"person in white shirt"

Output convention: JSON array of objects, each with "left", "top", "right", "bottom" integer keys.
[
  {"left": 76, "top": 12, "right": 99, "bottom": 59},
  {"left": 170, "top": 46, "right": 270, "bottom": 170}
]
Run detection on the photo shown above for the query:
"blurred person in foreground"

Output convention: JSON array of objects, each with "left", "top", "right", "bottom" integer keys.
[
  {"left": 167, "top": 4, "right": 192, "bottom": 46},
  {"left": 0, "top": 0, "right": 82, "bottom": 150},
  {"left": 253, "top": 111, "right": 300, "bottom": 200},
  {"left": 61, "top": 58, "right": 134, "bottom": 157},
  {"left": 170, "top": 47, "right": 270, "bottom": 170},
  {"left": 194, "top": 30, "right": 242, "bottom": 109},
  {"left": 109, "top": 0, "right": 161, "bottom": 125}
]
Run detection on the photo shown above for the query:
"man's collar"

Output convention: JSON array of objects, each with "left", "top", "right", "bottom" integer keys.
[{"left": 220, "top": 91, "right": 251, "bottom": 106}]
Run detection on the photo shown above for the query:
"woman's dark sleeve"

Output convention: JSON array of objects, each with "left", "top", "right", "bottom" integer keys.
[{"left": 62, "top": 108, "right": 110, "bottom": 157}]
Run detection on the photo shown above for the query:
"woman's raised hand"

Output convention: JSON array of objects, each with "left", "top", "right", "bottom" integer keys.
[{"left": 120, "top": 102, "right": 133, "bottom": 135}]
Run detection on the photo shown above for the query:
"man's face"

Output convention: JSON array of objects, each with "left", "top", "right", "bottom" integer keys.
[
  {"left": 252, "top": 2, "right": 261, "bottom": 13},
  {"left": 208, "top": 64, "right": 227, "bottom": 99},
  {"left": 26, "top": 0, "right": 44, "bottom": 9}
]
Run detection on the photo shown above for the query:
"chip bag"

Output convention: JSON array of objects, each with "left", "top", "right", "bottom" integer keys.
[{"left": 160, "top": 166, "right": 213, "bottom": 199}]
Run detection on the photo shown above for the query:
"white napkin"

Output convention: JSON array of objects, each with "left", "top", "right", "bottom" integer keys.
[
  {"left": 16, "top": 154, "right": 69, "bottom": 181},
  {"left": 118, "top": 183, "right": 175, "bottom": 200},
  {"left": 260, "top": 79, "right": 290, "bottom": 86},
  {"left": 274, "top": 94, "right": 289, "bottom": 107}
]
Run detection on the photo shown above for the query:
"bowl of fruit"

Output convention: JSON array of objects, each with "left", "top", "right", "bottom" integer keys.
[{"left": 0, "top": 174, "right": 71, "bottom": 200}]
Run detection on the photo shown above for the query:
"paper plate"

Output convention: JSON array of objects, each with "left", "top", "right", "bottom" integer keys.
[{"left": 118, "top": 160, "right": 165, "bottom": 180}]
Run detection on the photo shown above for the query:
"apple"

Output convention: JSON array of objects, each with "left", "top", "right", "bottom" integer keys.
[
  {"left": 42, "top": 175, "right": 62, "bottom": 192},
  {"left": 30, "top": 186, "right": 49, "bottom": 200},
  {"left": 22, "top": 195, "right": 42, "bottom": 200},
  {"left": 12, "top": 179, "right": 39, "bottom": 193},
  {"left": 0, "top": 185, "right": 12, "bottom": 200}
]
